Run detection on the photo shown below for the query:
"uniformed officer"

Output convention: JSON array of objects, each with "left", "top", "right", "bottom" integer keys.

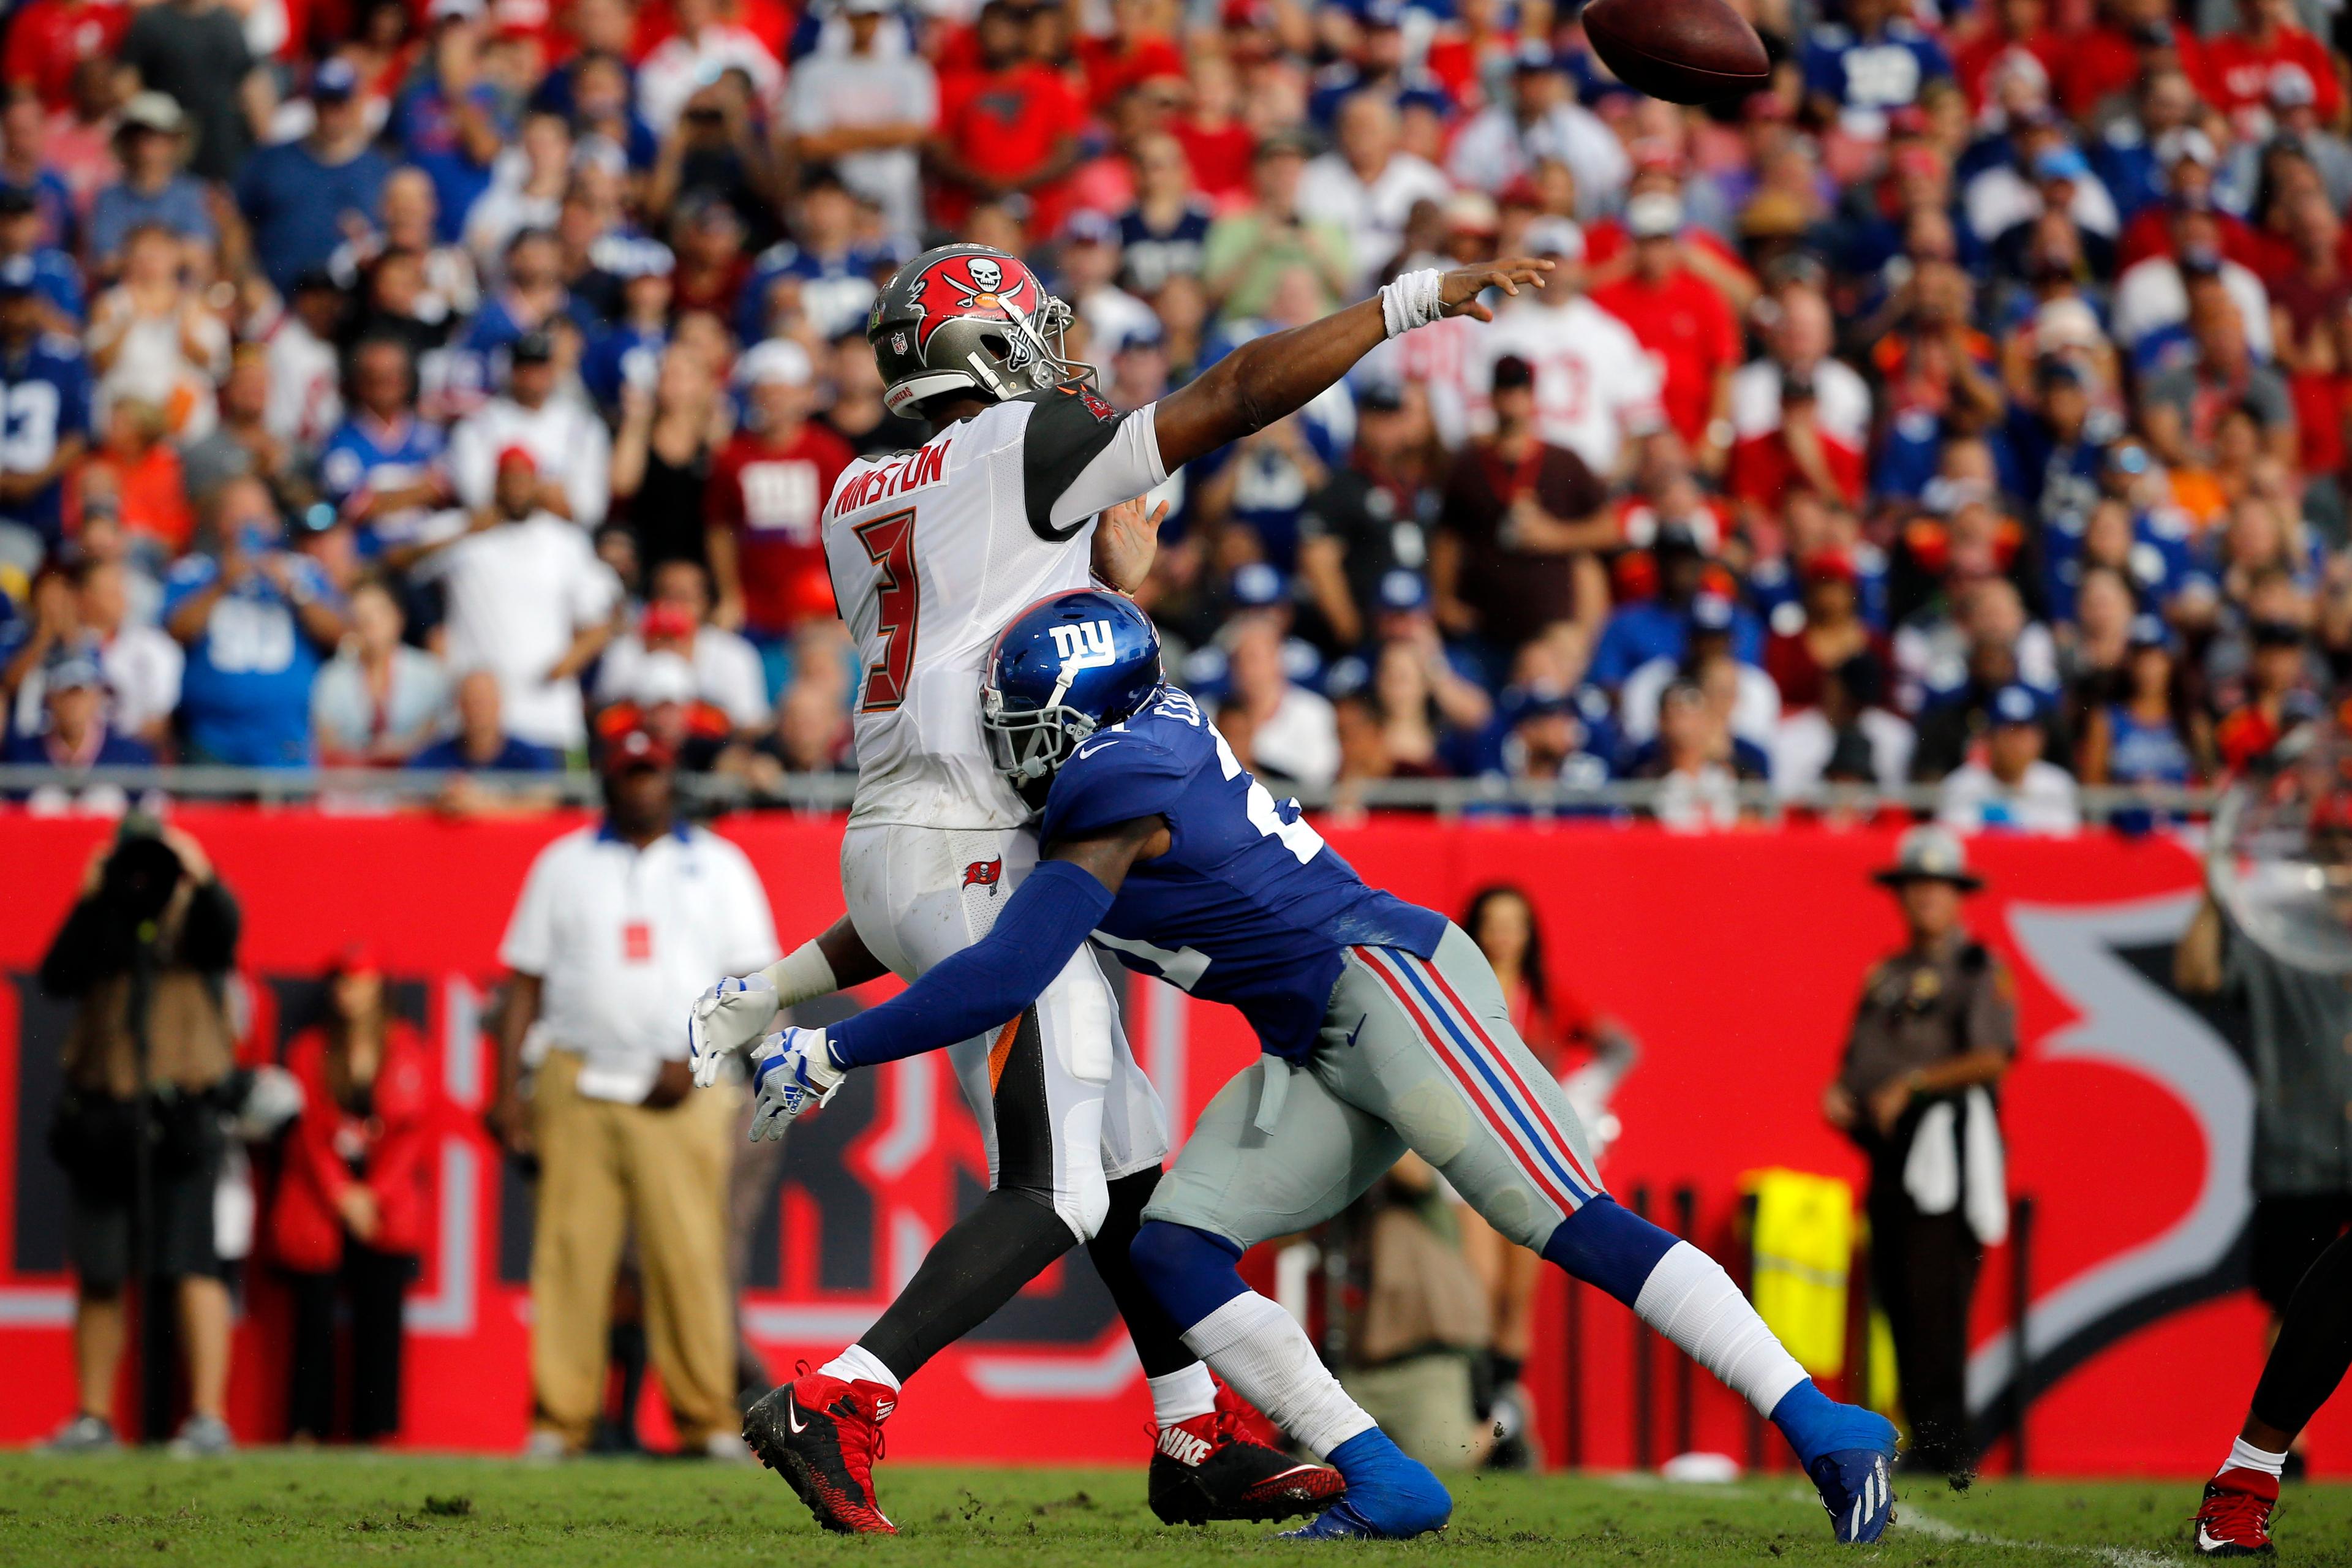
[{"left": 1823, "top": 825, "right": 2017, "bottom": 1478}]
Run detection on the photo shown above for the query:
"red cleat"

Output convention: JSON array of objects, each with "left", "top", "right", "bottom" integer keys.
[
  {"left": 744, "top": 1366, "right": 897, "bottom": 1534},
  {"left": 1148, "top": 1408, "right": 1346, "bottom": 1525},
  {"left": 2194, "top": 1468, "right": 2278, "bottom": 1558}
]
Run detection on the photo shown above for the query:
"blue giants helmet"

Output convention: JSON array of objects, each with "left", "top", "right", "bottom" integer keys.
[{"left": 981, "top": 590, "right": 1163, "bottom": 786}]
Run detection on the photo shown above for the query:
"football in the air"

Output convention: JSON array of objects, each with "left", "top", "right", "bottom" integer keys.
[{"left": 1580, "top": 0, "right": 1771, "bottom": 104}]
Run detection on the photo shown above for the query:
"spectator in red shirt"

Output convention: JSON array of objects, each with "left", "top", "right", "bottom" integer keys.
[
  {"left": 2, "top": 0, "right": 130, "bottom": 115},
  {"left": 1169, "top": 49, "right": 1255, "bottom": 205},
  {"left": 1077, "top": 0, "right": 1186, "bottom": 116},
  {"left": 2204, "top": 0, "right": 2343, "bottom": 123},
  {"left": 705, "top": 338, "right": 853, "bottom": 682},
  {"left": 1952, "top": 0, "right": 2064, "bottom": 115},
  {"left": 270, "top": 947, "right": 436, "bottom": 1444},
  {"left": 930, "top": 0, "right": 1088, "bottom": 236},
  {"left": 2058, "top": 0, "right": 2207, "bottom": 121},
  {"left": 1765, "top": 548, "right": 1893, "bottom": 709},
  {"left": 1588, "top": 192, "right": 1743, "bottom": 473}
]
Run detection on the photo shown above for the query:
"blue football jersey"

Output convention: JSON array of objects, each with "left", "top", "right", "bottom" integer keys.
[{"left": 1038, "top": 684, "right": 1444, "bottom": 1061}]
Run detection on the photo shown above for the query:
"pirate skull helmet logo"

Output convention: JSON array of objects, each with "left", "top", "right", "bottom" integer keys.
[{"left": 968, "top": 257, "right": 1005, "bottom": 296}]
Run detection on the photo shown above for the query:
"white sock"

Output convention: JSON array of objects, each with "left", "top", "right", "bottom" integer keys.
[
  {"left": 820, "top": 1343, "right": 902, "bottom": 1392},
  {"left": 2225, "top": 1436, "right": 2288, "bottom": 1478},
  {"left": 1182, "top": 1291, "right": 1375, "bottom": 1459},
  {"left": 1148, "top": 1363, "right": 1219, "bottom": 1428},
  {"left": 1634, "top": 1242, "right": 1809, "bottom": 1417}
]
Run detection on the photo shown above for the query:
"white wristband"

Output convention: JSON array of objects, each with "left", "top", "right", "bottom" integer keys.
[
  {"left": 760, "top": 940, "right": 839, "bottom": 1008},
  {"left": 1378, "top": 268, "right": 1447, "bottom": 338}
]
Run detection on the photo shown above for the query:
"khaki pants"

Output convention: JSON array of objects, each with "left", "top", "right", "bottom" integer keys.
[{"left": 531, "top": 1050, "right": 738, "bottom": 1449}]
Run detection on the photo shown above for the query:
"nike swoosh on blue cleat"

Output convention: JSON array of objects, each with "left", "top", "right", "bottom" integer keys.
[{"left": 1810, "top": 1441, "right": 1898, "bottom": 1545}]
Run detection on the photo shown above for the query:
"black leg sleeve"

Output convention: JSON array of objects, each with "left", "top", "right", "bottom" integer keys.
[
  {"left": 2250, "top": 1228, "right": 2352, "bottom": 1439},
  {"left": 1087, "top": 1166, "right": 1199, "bottom": 1380},
  {"left": 859, "top": 1188, "right": 1076, "bottom": 1383}
]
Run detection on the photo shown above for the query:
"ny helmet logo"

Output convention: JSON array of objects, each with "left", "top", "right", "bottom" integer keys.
[{"left": 1047, "top": 619, "right": 1118, "bottom": 674}]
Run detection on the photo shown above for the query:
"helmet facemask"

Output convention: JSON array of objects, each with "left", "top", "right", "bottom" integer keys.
[{"left": 981, "top": 671, "right": 1099, "bottom": 794}]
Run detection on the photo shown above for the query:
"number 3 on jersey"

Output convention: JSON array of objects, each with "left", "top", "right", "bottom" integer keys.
[{"left": 854, "top": 508, "right": 919, "bottom": 712}]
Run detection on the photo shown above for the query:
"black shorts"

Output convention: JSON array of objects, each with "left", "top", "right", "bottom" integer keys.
[
  {"left": 2250, "top": 1193, "right": 2352, "bottom": 1314},
  {"left": 66, "top": 1136, "right": 225, "bottom": 1292}
]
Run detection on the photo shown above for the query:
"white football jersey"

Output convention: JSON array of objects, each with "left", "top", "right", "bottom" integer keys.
[{"left": 823, "top": 382, "right": 1167, "bottom": 830}]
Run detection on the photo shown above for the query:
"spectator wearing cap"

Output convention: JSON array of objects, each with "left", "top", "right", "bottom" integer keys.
[
  {"left": 1058, "top": 209, "right": 1157, "bottom": 358},
  {"left": 85, "top": 93, "right": 213, "bottom": 280},
  {"left": 488, "top": 722, "right": 778, "bottom": 1459},
  {"left": 235, "top": 59, "right": 397, "bottom": 296},
  {"left": 0, "top": 185, "right": 81, "bottom": 337},
  {"left": 1446, "top": 44, "right": 1627, "bottom": 221},
  {"left": 1480, "top": 218, "right": 1661, "bottom": 481},
  {"left": 596, "top": 559, "right": 769, "bottom": 736},
  {"left": 1, "top": 647, "right": 153, "bottom": 772},
  {"left": 2214, "top": 616, "right": 2322, "bottom": 772},
  {"left": 1800, "top": 0, "right": 1953, "bottom": 141},
  {"left": 2253, "top": 66, "right": 2352, "bottom": 214},
  {"left": 1431, "top": 352, "right": 1610, "bottom": 666},
  {"left": 1725, "top": 284, "right": 1872, "bottom": 513},
  {"left": 440, "top": 230, "right": 573, "bottom": 417},
  {"left": 0, "top": 254, "right": 90, "bottom": 563},
  {"left": 737, "top": 168, "right": 886, "bottom": 347},
  {"left": 410, "top": 667, "right": 562, "bottom": 774},
  {"left": 1296, "top": 92, "right": 1452, "bottom": 295},
  {"left": 1202, "top": 129, "right": 1354, "bottom": 320},
  {"left": 1588, "top": 192, "right": 1744, "bottom": 470},
  {"left": 1117, "top": 132, "right": 1214, "bottom": 296},
  {"left": 1937, "top": 684, "right": 2081, "bottom": 832},
  {"left": 318, "top": 336, "right": 451, "bottom": 553},
  {"left": 2113, "top": 201, "right": 2275, "bottom": 364},
  {"left": 270, "top": 946, "right": 436, "bottom": 1445},
  {"left": 593, "top": 649, "right": 737, "bottom": 772},
  {"left": 2092, "top": 69, "right": 2206, "bottom": 224},
  {"left": 399, "top": 447, "right": 622, "bottom": 756},
  {"left": 1589, "top": 517, "right": 1763, "bottom": 688},
  {"left": 1966, "top": 138, "right": 2122, "bottom": 263},
  {"left": 5, "top": 557, "right": 180, "bottom": 750},
  {"left": 1765, "top": 548, "right": 1894, "bottom": 711},
  {"left": 705, "top": 339, "right": 854, "bottom": 685},
  {"left": 163, "top": 477, "right": 349, "bottom": 766},
  {"left": 2203, "top": 0, "right": 2343, "bottom": 122},
  {"left": 1619, "top": 592, "right": 1781, "bottom": 755},
  {"left": 1825, "top": 825, "right": 2015, "bottom": 1476},
  {"left": 787, "top": 0, "right": 936, "bottom": 247},
  {"left": 445, "top": 329, "right": 612, "bottom": 526},
  {"left": 309, "top": 576, "right": 445, "bottom": 767},
  {"left": 1296, "top": 384, "right": 1439, "bottom": 651},
  {"left": 115, "top": 0, "right": 256, "bottom": 184}
]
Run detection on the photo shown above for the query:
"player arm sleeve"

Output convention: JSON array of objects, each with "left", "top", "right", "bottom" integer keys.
[
  {"left": 823, "top": 861, "right": 1116, "bottom": 1069},
  {"left": 1022, "top": 384, "right": 1167, "bottom": 541}
]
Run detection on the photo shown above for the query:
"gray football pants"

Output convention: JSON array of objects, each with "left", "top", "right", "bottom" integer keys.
[{"left": 1142, "top": 922, "right": 1607, "bottom": 1251}]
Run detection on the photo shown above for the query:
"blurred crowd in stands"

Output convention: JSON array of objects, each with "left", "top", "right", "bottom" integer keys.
[{"left": 0, "top": 0, "right": 2347, "bottom": 828}]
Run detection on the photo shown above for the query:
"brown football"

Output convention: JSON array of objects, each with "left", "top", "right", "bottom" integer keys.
[{"left": 1581, "top": 0, "right": 1771, "bottom": 104}]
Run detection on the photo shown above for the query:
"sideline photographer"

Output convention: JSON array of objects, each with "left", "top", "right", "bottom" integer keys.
[{"left": 38, "top": 815, "right": 241, "bottom": 1456}]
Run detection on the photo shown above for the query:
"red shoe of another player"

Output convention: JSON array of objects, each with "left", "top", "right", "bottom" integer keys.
[
  {"left": 744, "top": 1366, "right": 897, "bottom": 1534},
  {"left": 2194, "top": 1468, "right": 2278, "bottom": 1557},
  {"left": 1148, "top": 1409, "right": 1346, "bottom": 1525}
]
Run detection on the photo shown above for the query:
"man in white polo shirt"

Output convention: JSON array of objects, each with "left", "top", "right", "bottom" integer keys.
[{"left": 489, "top": 727, "right": 780, "bottom": 1458}]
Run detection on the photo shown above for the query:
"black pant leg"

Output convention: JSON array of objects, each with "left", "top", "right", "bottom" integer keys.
[
  {"left": 1085, "top": 1166, "right": 1197, "bottom": 1380},
  {"left": 345, "top": 1245, "right": 413, "bottom": 1443},
  {"left": 2251, "top": 1227, "right": 2352, "bottom": 1439},
  {"left": 1899, "top": 1207, "right": 1981, "bottom": 1474},
  {"left": 285, "top": 1268, "right": 339, "bottom": 1440}
]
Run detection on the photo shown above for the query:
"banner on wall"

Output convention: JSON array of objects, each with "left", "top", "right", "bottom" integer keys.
[{"left": 0, "top": 810, "right": 2332, "bottom": 1476}]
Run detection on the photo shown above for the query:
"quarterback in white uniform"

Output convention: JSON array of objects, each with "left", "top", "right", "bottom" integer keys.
[{"left": 687, "top": 240, "right": 1551, "bottom": 1536}]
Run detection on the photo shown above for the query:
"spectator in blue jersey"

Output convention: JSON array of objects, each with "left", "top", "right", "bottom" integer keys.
[
  {"left": 235, "top": 60, "right": 398, "bottom": 296},
  {"left": 737, "top": 167, "right": 884, "bottom": 346},
  {"left": 580, "top": 241, "right": 674, "bottom": 415},
  {"left": 1118, "top": 132, "right": 1213, "bottom": 296},
  {"left": 319, "top": 336, "right": 450, "bottom": 554},
  {"left": 1588, "top": 522, "right": 1762, "bottom": 688},
  {"left": 85, "top": 93, "right": 216, "bottom": 281},
  {"left": 410, "top": 666, "right": 560, "bottom": 772},
  {"left": 2, "top": 649, "right": 153, "bottom": 769},
  {"left": 0, "top": 255, "right": 91, "bottom": 564},
  {"left": 0, "top": 185, "right": 83, "bottom": 330},
  {"left": 1801, "top": 0, "right": 1953, "bottom": 141},
  {"left": 162, "top": 477, "right": 347, "bottom": 766},
  {"left": 0, "top": 90, "right": 77, "bottom": 257},
  {"left": 389, "top": 0, "right": 510, "bottom": 244}
]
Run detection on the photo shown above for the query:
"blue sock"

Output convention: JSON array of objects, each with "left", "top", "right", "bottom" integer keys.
[
  {"left": 1771, "top": 1378, "right": 1891, "bottom": 1469},
  {"left": 1325, "top": 1429, "right": 1452, "bottom": 1534},
  {"left": 1539, "top": 1196, "right": 1679, "bottom": 1306},
  {"left": 1128, "top": 1220, "right": 1246, "bottom": 1333}
]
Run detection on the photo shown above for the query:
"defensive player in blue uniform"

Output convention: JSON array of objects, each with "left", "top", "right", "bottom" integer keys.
[{"left": 699, "top": 589, "right": 1902, "bottom": 1544}]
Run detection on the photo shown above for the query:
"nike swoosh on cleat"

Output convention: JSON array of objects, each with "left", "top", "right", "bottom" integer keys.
[{"left": 787, "top": 1394, "right": 807, "bottom": 1434}]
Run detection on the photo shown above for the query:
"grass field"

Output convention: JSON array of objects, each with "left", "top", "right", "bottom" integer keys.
[{"left": 4, "top": 1453, "right": 2346, "bottom": 1566}]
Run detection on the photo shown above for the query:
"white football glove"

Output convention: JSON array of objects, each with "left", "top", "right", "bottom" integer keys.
[
  {"left": 747, "top": 1027, "right": 846, "bottom": 1140},
  {"left": 688, "top": 973, "right": 781, "bottom": 1088}
]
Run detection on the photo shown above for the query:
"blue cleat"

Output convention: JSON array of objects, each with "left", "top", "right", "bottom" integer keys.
[
  {"left": 1809, "top": 1429, "right": 1900, "bottom": 1544},
  {"left": 1278, "top": 1431, "right": 1452, "bottom": 1540}
]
